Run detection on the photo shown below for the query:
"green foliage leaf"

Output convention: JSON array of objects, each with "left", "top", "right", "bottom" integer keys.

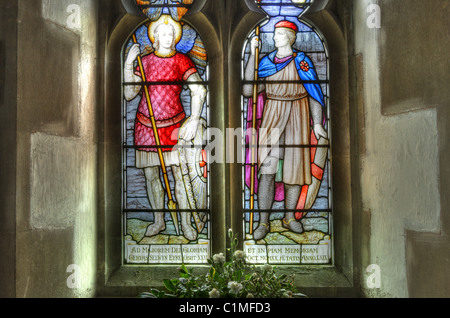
[
  {"left": 163, "top": 279, "right": 177, "bottom": 293},
  {"left": 179, "top": 264, "right": 189, "bottom": 274},
  {"left": 137, "top": 291, "right": 157, "bottom": 298},
  {"left": 138, "top": 229, "right": 305, "bottom": 299}
]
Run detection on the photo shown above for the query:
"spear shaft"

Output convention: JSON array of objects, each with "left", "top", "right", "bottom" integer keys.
[
  {"left": 249, "top": 26, "right": 260, "bottom": 235},
  {"left": 132, "top": 34, "right": 180, "bottom": 235}
]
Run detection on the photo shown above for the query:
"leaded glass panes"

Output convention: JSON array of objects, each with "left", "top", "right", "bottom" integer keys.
[
  {"left": 242, "top": 0, "right": 332, "bottom": 265},
  {"left": 135, "top": 0, "right": 195, "bottom": 22},
  {"left": 122, "top": 9, "right": 210, "bottom": 264}
]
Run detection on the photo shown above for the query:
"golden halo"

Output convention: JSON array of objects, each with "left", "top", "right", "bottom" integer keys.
[{"left": 148, "top": 14, "right": 183, "bottom": 45}]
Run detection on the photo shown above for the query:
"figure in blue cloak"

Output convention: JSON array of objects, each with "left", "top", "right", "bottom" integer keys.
[{"left": 243, "top": 20, "right": 328, "bottom": 240}]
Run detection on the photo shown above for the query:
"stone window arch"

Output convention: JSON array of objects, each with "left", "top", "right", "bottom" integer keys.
[{"left": 98, "top": 0, "right": 358, "bottom": 297}]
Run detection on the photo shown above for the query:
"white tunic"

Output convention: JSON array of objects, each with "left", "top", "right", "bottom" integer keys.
[{"left": 258, "top": 60, "right": 312, "bottom": 186}]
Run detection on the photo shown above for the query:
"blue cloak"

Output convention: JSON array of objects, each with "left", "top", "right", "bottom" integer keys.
[{"left": 258, "top": 50, "right": 325, "bottom": 107}]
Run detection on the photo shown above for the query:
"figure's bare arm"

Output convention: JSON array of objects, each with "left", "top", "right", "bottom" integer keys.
[
  {"left": 243, "top": 36, "right": 265, "bottom": 97},
  {"left": 123, "top": 44, "right": 143, "bottom": 101},
  {"left": 310, "top": 98, "right": 328, "bottom": 139},
  {"left": 186, "top": 72, "right": 206, "bottom": 120},
  {"left": 179, "top": 72, "right": 207, "bottom": 141}
]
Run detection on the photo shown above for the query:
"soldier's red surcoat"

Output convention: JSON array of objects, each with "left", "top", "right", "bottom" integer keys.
[{"left": 134, "top": 52, "right": 197, "bottom": 151}]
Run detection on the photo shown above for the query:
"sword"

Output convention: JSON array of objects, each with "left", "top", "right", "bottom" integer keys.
[{"left": 132, "top": 34, "right": 180, "bottom": 236}]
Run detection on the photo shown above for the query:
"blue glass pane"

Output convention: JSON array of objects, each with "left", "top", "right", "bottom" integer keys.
[{"left": 256, "top": 0, "right": 313, "bottom": 18}]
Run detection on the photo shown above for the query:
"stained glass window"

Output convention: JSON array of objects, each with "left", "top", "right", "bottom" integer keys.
[
  {"left": 122, "top": 1, "right": 210, "bottom": 264},
  {"left": 242, "top": 0, "right": 332, "bottom": 265}
]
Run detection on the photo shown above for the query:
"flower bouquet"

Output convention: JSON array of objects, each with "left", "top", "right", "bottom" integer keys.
[{"left": 139, "top": 229, "right": 307, "bottom": 298}]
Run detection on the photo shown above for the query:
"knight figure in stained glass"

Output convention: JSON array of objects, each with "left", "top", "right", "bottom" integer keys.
[
  {"left": 124, "top": 14, "right": 207, "bottom": 242},
  {"left": 243, "top": 20, "right": 328, "bottom": 241}
]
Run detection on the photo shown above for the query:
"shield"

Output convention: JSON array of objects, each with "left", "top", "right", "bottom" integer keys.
[
  {"left": 295, "top": 130, "right": 329, "bottom": 220},
  {"left": 176, "top": 117, "right": 208, "bottom": 232}
]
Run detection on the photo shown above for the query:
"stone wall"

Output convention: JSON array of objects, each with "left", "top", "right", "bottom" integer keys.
[
  {"left": 9, "top": 0, "right": 98, "bottom": 297},
  {"left": 354, "top": 0, "right": 450, "bottom": 297},
  {"left": 0, "top": 0, "right": 19, "bottom": 299}
]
